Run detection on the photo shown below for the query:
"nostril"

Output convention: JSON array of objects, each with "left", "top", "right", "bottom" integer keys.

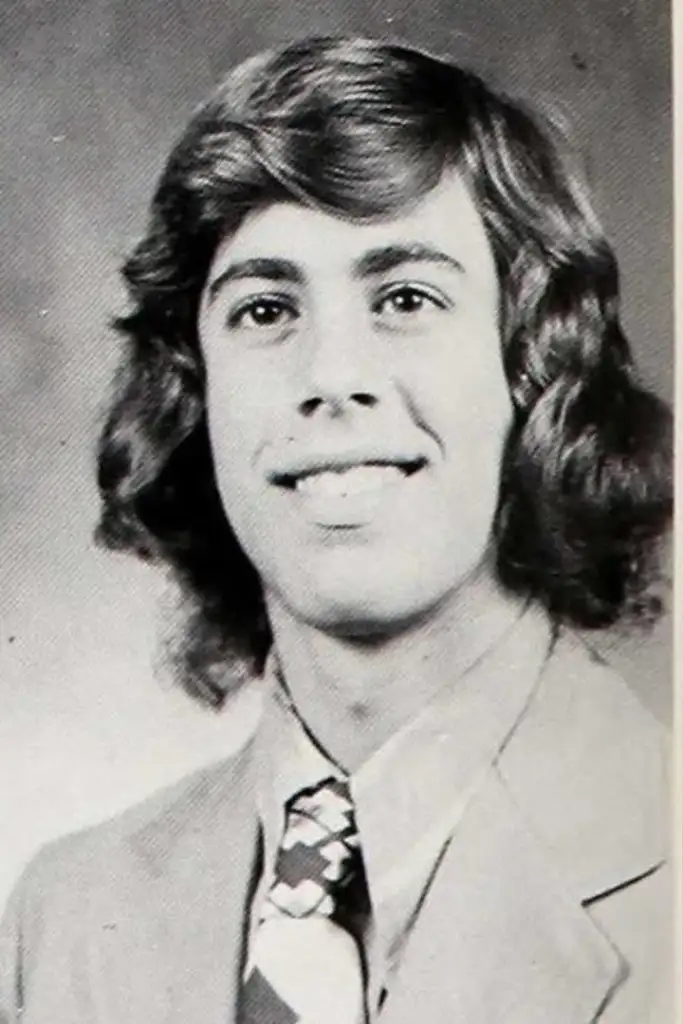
[
  {"left": 351, "top": 392, "right": 377, "bottom": 408},
  {"left": 299, "top": 396, "right": 324, "bottom": 417},
  {"left": 298, "top": 392, "right": 377, "bottom": 416}
]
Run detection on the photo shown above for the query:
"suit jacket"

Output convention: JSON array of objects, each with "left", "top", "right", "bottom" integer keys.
[{"left": 0, "top": 631, "right": 671, "bottom": 1023}]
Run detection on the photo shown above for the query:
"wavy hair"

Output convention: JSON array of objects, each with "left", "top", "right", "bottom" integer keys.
[{"left": 96, "top": 37, "right": 672, "bottom": 706}]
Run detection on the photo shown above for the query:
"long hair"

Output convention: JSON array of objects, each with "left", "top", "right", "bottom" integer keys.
[{"left": 96, "top": 37, "right": 672, "bottom": 707}]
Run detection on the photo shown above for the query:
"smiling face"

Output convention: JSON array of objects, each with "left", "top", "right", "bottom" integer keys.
[{"left": 197, "top": 172, "right": 512, "bottom": 636}]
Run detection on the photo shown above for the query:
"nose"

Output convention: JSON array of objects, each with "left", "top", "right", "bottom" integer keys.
[{"left": 296, "top": 312, "right": 385, "bottom": 418}]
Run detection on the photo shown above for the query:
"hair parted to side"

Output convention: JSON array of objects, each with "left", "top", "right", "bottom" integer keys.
[{"left": 96, "top": 36, "right": 672, "bottom": 708}]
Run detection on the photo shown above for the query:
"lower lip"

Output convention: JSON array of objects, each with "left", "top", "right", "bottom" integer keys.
[{"left": 282, "top": 471, "right": 422, "bottom": 528}]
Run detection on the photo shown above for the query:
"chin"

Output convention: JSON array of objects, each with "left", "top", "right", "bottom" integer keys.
[
  {"left": 264, "top": 543, "right": 489, "bottom": 638},
  {"left": 294, "top": 577, "right": 458, "bottom": 639}
]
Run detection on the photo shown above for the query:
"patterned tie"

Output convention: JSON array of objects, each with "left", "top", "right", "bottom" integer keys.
[{"left": 239, "top": 777, "right": 369, "bottom": 1024}]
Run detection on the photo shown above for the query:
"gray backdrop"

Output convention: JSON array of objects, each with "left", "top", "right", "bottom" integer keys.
[{"left": 0, "top": 0, "right": 671, "bottom": 909}]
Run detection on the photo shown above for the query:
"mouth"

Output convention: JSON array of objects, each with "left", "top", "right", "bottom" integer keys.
[{"left": 272, "top": 458, "right": 427, "bottom": 498}]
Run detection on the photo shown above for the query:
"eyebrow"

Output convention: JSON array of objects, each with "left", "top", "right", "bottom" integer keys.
[
  {"left": 207, "top": 257, "right": 304, "bottom": 303},
  {"left": 206, "top": 243, "right": 465, "bottom": 304},
  {"left": 352, "top": 243, "right": 465, "bottom": 279}
]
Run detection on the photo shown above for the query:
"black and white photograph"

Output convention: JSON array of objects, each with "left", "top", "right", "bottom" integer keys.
[{"left": 0, "top": 1, "right": 675, "bottom": 1021}]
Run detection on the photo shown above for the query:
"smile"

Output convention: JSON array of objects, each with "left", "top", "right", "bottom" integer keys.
[
  {"left": 296, "top": 464, "right": 406, "bottom": 497},
  {"left": 273, "top": 458, "right": 426, "bottom": 494},
  {"left": 269, "top": 457, "right": 427, "bottom": 526}
]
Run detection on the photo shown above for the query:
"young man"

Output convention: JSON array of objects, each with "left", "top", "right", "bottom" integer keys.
[{"left": 0, "top": 37, "right": 672, "bottom": 1023}]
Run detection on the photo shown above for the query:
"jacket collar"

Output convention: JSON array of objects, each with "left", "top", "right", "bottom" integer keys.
[{"left": 497, "top": 629, "right": 667, "bottom": 900}]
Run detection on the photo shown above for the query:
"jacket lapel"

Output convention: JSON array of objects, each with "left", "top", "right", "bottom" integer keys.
[
  {"left": 380, "top": 631, "right": 666, "bottom": 1024},
  {"left": 92, "top": 742, "right": 262, "bottom": 1023},
  {"left": 381, "top": 766, "right": 625, "bottom": 1024}
]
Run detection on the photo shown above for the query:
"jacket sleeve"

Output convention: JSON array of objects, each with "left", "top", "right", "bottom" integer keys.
[
  {"left": 0, "top": 862, "right": 33, "bottom": 1023},
  {"left": 0, "top": 838, "right": 86, "bottom": 1023}
]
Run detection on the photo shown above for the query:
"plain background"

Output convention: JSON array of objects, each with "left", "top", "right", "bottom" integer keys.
[{"left": 0, "top": 0, "right": 672, "bottom": 911}]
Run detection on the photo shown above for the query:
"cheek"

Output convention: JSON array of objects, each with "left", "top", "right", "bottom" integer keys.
[
  {"left": 203, "top": 365, "right": 263, "bottom": 509},
  {"left": 414, "top": 325, "right": 512, "bottom": 438},
  {"left": 411, "top": 328, "right": 512, "bottom": 526},
  {"left": 205, "top": 352, "right": 270, "bottom": 449},
  {"left": 203, "top": 358, "right": 293, "bottom": 544}
]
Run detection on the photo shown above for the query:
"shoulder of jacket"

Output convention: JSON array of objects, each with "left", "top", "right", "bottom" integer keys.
[
  {"left": 12, "top": 737, "right": 257, "bottom": 928},
  {"left": 496, "top": 628, "right": 668, "bottom": 900}
]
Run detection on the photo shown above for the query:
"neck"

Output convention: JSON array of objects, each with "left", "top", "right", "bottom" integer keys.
[{"left": 265, "top": 570, "right": 530, "bottom": 772}]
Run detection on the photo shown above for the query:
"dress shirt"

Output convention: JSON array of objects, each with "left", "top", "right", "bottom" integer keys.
[{"left": 249, "top": 604, "right": 553, "bottom": 1019}]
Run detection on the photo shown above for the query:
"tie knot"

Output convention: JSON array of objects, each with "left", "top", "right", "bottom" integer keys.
[{"left": 263, "top": 777, "right": 362, "bottom": 921}]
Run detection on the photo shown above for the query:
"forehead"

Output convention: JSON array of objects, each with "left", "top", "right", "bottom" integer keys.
[{"left": 206, "top": 171, "right": 493, "bottom": 281}]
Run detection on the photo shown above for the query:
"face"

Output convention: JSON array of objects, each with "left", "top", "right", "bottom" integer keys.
[{"left": 197, "top": 172, "right": 512, "bottom": 636}]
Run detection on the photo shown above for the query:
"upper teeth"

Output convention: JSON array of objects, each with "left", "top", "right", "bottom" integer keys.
[{"left": 296, "top": 465, "right": 405, "bottom": 497}]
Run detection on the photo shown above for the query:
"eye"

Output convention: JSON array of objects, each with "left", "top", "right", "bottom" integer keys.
[
  {"left": 227, "top": 295, "right": 298, "bottom": 331},
  {"left": 373, "top": 284, "right": 448, "bottom": 320}
]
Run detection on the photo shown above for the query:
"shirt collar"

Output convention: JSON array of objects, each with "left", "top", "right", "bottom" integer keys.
[{"left": 351, "top": 603, "right": 552, "bottom": 906}]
